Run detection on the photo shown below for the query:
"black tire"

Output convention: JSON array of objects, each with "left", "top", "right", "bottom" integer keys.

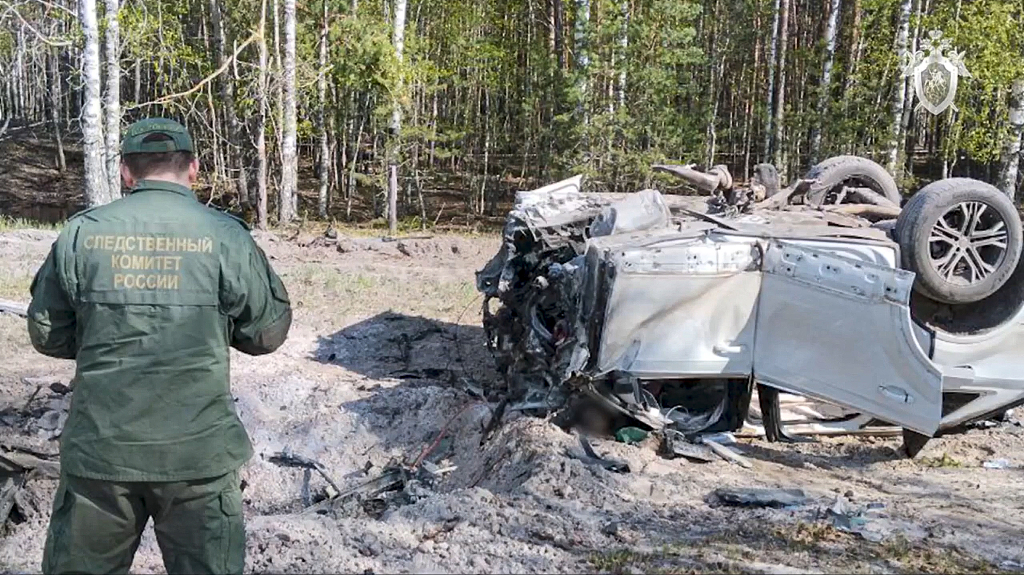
[
  {"left": 897, "top": 178, "right": 1023, "bottom": 304},
  {"left": 752, "top": 164, "right": 782, "bottom": 197},
  {"left": 804, "top": 155, "right": 901, "bottom": 206},
  {"left": 894, "top": 185, "right": 932, "bottom": 246}
]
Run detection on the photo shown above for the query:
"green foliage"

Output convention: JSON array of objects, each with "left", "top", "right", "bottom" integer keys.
[
  {"left": 2, "top": 0, "right": 1022, "bottom": 223},
  {"left": 330, "top": 11, "right": 395, "bottom": 93},
  {"left": 924, "top": 0, "right": 1024, "bottom": 163}
]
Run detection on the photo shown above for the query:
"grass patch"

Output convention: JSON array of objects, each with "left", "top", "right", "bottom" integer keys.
[
  {"left": 0, "top": 213, "right": 499, "bottom": 240},
  {"left": 282, "top": 263, "right": 479, "bottom": 320},
  {"left": 769, "top": 522, "right": 997, "bottom": 574},
  {"left": 273, "top": 215, "right": 500, "bottom": 240},
  {"left": 588, "top": 524, "right": 999, "bottom": 574},
  {"left": 589, "top": 545, "right": 746, "bottom": 575},
  {"left": 0, "top": 216, "right": 63, "bottom": 232},
  {"left": 0, "top": 274, "right": 33, "bottom": 301},
  {"left": 875, "top": 535, "right": 997, "bottom": 574},
  {"left": 917, "top": 453, "right": 963, "bottom": 468}
]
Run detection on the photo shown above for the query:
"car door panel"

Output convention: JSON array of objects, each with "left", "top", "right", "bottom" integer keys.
[{"left": 754, "top": 241, "right": 944, "bottom": 436}]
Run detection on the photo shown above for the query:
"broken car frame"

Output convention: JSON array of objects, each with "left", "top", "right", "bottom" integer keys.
[{"left": 477, "top": 157, "right": 1024, "bottom": 457}]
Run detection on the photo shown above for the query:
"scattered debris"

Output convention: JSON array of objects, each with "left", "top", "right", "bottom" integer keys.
[
  {"left": 0, "top": 442, "right": 60, "bottom": 530},
  {"left": 661, "top": 430, "right": 716, "bottom": 463},
  {"left": 0, "top": 299, "right": 28, "bottom": 318},
  {"left": 268, "top": 452, "right": 343, "bottom": 498},
  {"left": 657, "top": 428, "right": 750, "bottom": 467},
  {"left": 982, "top": 458, "right": 1012, "bottom": 470},
  {"left": 281, "top": 403, "right": 478, "bottom": 518},
  {"left": 479, "top": 398, "right": 508, "bottom": 446},
  {"left": 702, "top": 436, "right": 753, "bottom": 469},
  {"left": 0, "top": 475, "right": 26, "bottom": 528},
  {"left": 614, "top": 427, "right": 648, "bottom": 445},
  {"left": 3, "top": 387, "right": 72, "bottom": 440},
  {"left": 699, "top": 432, "right": 737, "bottom": 446},
  {"left": 303, "top": 462, "right": 457, "bottom": 520},
  {"left": 21, "top": 375, "right": 67, "bottom": 389},
  {"left": 389, "top": 368, "right": 456, "bottom": 382},
  {"left": 35, "top": 411, "right": 65, "bottom": 432},
  {"left": 567, "top": 435, "right": 630, "bottom": 474},
  {"left": 0, "top": 449, "right": 60, "bottom": 479},
  {"left": 714, "top": 487, "right": 808, "bottom": 508},
  {"left": 1005, "top": 409, "right": 1020, "bottom": 425},
  {"left": 822, "top": 495, "right": 926, "bottom": 543},
  {"left": 19, "top": 386, "right": 42, "bottom": 415}
]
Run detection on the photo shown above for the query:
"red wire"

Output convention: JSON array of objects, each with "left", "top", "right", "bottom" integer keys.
[{"left": 411, "top": 401, "right": 485, "bottom": 470}]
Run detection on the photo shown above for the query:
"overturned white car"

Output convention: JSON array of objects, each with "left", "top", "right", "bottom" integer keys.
[{"left": 476, "top": 157, "right": 1024, "bottom": 457}]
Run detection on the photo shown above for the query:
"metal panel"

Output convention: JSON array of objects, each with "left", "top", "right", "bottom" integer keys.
[
  {"left": 596, "top": 236, "right": 761, "bottom": 378},
  {"left": 754, "top": 241, "right": 944, "bottom": 435}
]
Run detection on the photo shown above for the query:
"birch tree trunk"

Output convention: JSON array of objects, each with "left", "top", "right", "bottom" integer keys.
[
  {"left": 49, "top": 50, "right": 66, "bottom": 173},
  {"left": 743, "top": 24, "right": 761, "bottom": 179},
  {"left": 704, "top": 0, "right": 720, "bottom": 167},
  {"left": 279, "top": 0, "right": 298, "bottom": 223},
  {"left": 210, "top": 0, "right": 248, "bottom": 207},
  {"left": 318, "top": 0, "right": 330, "bottom": 218},
  {"left": 998, "top": 79, "right": 1024, "bottom": 200},
  {"left": 81, "top": 0, "right": 110, "bottom": 207},
  {"left": 478, "top": 87, "right": 490, "bottom": 215},
  {"left": 104, "top": 0, "right": 121, "bottom": 200},
  {"left": 808, "top": 0, "right": 842, "bottom": 165},
  {"left": 387, "top": 0, "right": 407, "bottom": 234},
  {"left": 617, "top": 0, "right": 628, "bottom": 111},
  {"left": 573, "top": 0, "right": 590, "bottom": 129},
  {"left": 133, "top": 57, "right": 141, "bottom": 104},
  {"left": 899, "top": 0, "right": 924, "bottom": 171},
  {"left": 772, "top": 0, "right": 790, "bottom": 175},
  {"left": 256, "top": 0, "right": 269, "bottom": 229},
  {"left": 273, "top": 0, "right": 284, "bottom": 209},
  {"left": 763, "top": 0, "right": 782, "bottom": 162},
  {"left": 886, "top": 0, "right": 913, "bottom": 174}
]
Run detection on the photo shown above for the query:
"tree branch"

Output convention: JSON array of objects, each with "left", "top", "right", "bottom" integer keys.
[
  {"left": 0, "top": 2, "right": 73, "bottom": 47},
  {"left": 35, "top": 0, "right": 77, "bottom": 18},
  {"left": 126, "top": 29, "right": 260, "bottom": 110}
]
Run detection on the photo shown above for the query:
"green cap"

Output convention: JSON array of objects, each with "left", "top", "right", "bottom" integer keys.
[{"left": 121, "top": 118, "right": 195, "bottom": 155}]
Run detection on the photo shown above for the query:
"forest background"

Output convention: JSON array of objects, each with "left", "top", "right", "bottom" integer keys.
[{"left": 0, "top": 0, "right": 1021, "bottom": 232}]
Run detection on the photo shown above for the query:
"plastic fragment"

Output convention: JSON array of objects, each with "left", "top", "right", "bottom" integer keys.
[{"left": 615, "top": 427, "right": 649, "bottom": 445}]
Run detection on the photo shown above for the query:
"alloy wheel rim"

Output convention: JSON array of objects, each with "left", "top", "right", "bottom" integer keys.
[{"left": 927, "top": 201, "right": 1009, "bottom": 286}]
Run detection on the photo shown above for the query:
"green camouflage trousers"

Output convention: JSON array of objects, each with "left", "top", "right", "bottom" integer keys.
[{"left": 42, "top": 470, "right": 245, "bottom": 575}]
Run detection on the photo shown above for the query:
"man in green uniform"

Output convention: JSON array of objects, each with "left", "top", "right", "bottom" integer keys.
[{"left": 27, "top": 118, "right": 292, "bottom": 575}]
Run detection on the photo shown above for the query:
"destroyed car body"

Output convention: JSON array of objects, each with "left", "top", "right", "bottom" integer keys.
[{"left": 477, "top": 157, "right": 1024, "bottom": 456}]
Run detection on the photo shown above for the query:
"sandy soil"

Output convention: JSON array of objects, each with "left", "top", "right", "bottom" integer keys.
[{"left": 1, "top": 227, "right": 1023, "bottom": 574}]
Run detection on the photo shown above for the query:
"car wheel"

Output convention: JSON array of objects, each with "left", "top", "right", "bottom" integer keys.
[
  {"left": 893, "top": 185, "right": 932, "bottom": 246},
  {"left": 804, "top": 155, "right": 901, "bottom": 206},
  {"left": 897, "top": 178, "right": 1023, "bottom": 304}
]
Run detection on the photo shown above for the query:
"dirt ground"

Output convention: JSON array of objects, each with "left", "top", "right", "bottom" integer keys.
[{"left": 1, "top": 226, "right": 1024, "bottom": 575}]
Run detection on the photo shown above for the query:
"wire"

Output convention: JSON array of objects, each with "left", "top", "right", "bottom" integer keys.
[{"left": 410, "top": 401, "right": 485, "bottom": 470}]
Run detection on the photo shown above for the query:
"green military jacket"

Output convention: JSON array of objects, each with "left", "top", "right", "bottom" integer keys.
[{"left": 27, "top": 180, "right": 292, "bottom": 481}]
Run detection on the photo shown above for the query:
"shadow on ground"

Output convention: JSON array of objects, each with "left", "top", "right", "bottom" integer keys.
[
  {"left": 739, "top": 441, "right": 905, "bottom": 470},
  {"left": 311, "top": 311, "right": 499, "bottom": 388}
]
